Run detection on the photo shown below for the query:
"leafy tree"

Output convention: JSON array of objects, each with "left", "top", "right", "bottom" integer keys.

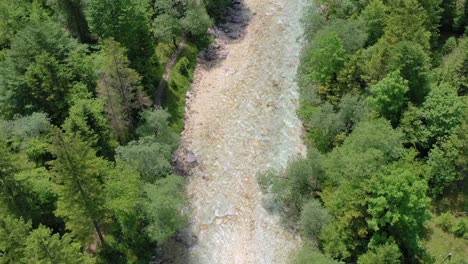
[
  {"left": 299, "top": 199, "right": 331, "bottom": 241},
  {"left": 63, "top": 97, "right": 117, "bottom": 159},
  {"left": 388, "top": 41, "right": 431, "bottom": 105},
  {"left": 136, "top": 108, "right": 179, "bottom": 150},
  {"left": 366, "top": 161, "right": 431, "bottom": 257},
  {"left": 143, "top": 175, "right": 187, "bottom": 242},
  {"left": 357, "top": 243, "right": 401, "bottom": 264},
  {"left": 96, "top": 38, "right": 151, "bottom": 142},
  {"left": 181, "top": 2, "right": 213, "bottom": 37},
  {"left": 302, "top": 31, "right": 348, "bottom": 101},
  {"left": 49, "top": 129, "right": 108, "bottom": 246},
  {"left": 0, "top": 214, "right": 30, "bottom": 263},
  {"left": 427, "top": 135, "right": 460, "bottom": 196},
  {"left": 323, "top": 119, "right": 404, "bottom": 184},
  {"left": 116, "top": 137, "right": 173, "bottom": 183},
  {"left": 359, "top": 0, "right": 387, "bottom": 46},
  {"left": 368, "top": 70, "right": 409, "bottom": 125},
  {"left": 440, "top": 37, "right": 467, "bottom": 95},
  {"left": 23, "top": 226, "right": 92, "bottom": 264}
]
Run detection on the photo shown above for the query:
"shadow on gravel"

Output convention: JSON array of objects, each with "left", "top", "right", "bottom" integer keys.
[{"left": 198, "top": 0, "right": 252, "bottom": 69}]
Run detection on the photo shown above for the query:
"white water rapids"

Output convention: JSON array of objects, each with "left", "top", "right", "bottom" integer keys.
[{"left": 181, "top": 0, "right": 306, "bottom": 263}]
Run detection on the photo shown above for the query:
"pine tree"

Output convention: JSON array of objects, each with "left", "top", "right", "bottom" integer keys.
[
  {"left": 23, "top": 226, "right": 93, "bottom": 264},
  {"left": 96, "top": 39, "right": 151, "bottom": 142},
  {"left": 0, "top": 214, "right": 30, "bottom": 263},
  {"left": 49, "top": 129, "right": 108, "bottom": 246}
]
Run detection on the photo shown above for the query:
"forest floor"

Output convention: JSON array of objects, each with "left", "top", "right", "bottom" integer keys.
[{"left": 178, "top": 0, "right": 307, "bottom": 263}]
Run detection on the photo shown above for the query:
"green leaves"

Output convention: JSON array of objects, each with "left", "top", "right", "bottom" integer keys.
[{"left": 143, "top": 175, "right": 187, "bottom": 242}]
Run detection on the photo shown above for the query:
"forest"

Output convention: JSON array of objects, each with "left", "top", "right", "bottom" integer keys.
[
  {"left": 259, "top": 0, "right": 467, "bottom": 263},
  {"left": 0, "top": 0, "right": 230, "bottom": 263}
]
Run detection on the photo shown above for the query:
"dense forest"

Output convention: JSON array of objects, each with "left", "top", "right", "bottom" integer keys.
[
  {"left": 259, "top": 0, "right": 467, "bottom": 263},
  {"left": 0, "top": 0, "right": 231, "bottom": 262}
]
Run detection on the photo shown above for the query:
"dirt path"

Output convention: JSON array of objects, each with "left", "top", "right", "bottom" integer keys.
[
  {"left": 154, "top": 38, "right": 186, "bottom": 105},
  {"left": 181, "top": 0, "right": 306, "bottom": 263}
]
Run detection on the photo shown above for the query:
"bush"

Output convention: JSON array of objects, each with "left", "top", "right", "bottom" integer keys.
[
  {"left": 292, "top": 246, "right": 343, "bottom": 264},
  {"left": 434, "top": 212, "right": 455, "bottom": 232},
  {"left": 451, "top": 219, "right": 467, "bottom": 238},
  {"left": 299, "top": 199, "right": 331, "bottom": 241}
]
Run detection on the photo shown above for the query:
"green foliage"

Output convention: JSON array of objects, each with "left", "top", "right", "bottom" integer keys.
[
  {"left": 359, "top": 0, "right": 387, "bottom": 46},
  {"left": 434, "top": 212, "right": 455, "bottom": 232},
  {"left": 427, "top": 135, "right": 460, "bottom": 196},
  {"left": 23, "top": 226, "right": 93, "bottom": 264},
  {"left": 357, "top": 243, "right": 401, "bottom": 264},
  {"left": 143, "top": 175, "right": 187, "bottom": 242},
  {"left": 323, "top": 119, "right": 404, "bottom": 184},
  {"left": 303, "top": 31, "right": 347, "bottom": 86},
  {"left": 451, "top": 219, "right": 467, "bottom": 238},
  {"left": 136, "top": 108, "right": 180, "bottom": 150},
  {"left": 49, "top": 129, "right": 108, "bottom": 245},
  {"left": 383, "top": 0, "right": 431, "bottom": 49},
  {"left": 0, "top": 214, "right": 30, "bottom": 263},
  {"left": 116, "top": 137, "right": 173, "bottom": 183},
  {"left": 292, "top": 246, "right": 343, "bottom": 264},
  {"left": 0, "top": 18, "right": 78, "bottom": 122},
  {"left": 47, "top": 0, "right": 92, "bottom": 43},
  {"left": 87, "top": 0, "right": 160, "bottom": 93},
  {"left": 440, "top": 37, "right": 468, "bottom": 94},
  {"left": 368, "top": 70, "right": 409, "bottom": 124},
  {"left": 299, "top": 199, "right": 331, "bottom": 241},
  {"left": 96, "top": 38, "right": 151, "bottom": 142},
  {"left": 0, "top": 0, "right": 31, "bottom": 48},
  {"left": 388, "top": 41, "right": 431, "bottom": 105},
  {"left": 104, "top": 161, "right": 141, "bottom": 239},
  {"left": 164, "top": 43, "right": 198, "bottom": 131},
  {"left": 63, "top": 97, "right": 117, "bottom": 159}
]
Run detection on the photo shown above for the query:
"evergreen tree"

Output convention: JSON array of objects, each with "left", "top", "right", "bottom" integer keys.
[
  {"left": 48, "top": 0, "right": 93, "bottom": 43},
  {"left": 96, "top": 39, "right": 151, "bottom": 142},
  {"left": 0, "top": 214, "right": 30, "bottom": 264},
  {"left": 49, "top": 129, "right": 108, "bottom": 246},
  {"left": 23, "top": 226, "right": 92, "bottom": 264}
]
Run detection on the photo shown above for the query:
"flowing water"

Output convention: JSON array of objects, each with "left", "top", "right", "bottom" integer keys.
[{"left": 181, "top": 0, "right": 306, "bottom": 262}]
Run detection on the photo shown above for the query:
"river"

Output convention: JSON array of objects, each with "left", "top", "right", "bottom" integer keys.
[{"left": 181, "top": 0, "right": 306, "bottom": 263}]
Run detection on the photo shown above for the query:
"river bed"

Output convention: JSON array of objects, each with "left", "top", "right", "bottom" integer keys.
[{"left": 181, "top": 0, "right": 306, "bottom": 263}]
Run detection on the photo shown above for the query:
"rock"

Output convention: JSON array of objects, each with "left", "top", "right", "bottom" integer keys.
[{"left": 173, "top": 148, "right": 198, "bottom": 176}]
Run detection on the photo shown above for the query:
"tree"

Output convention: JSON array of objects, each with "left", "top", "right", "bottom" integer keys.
[
  {"left": 383, "top": 0, "right": 431, "bottom": 49},
  {"left": 49, "top": 129, "right": 108, "bottom": 246},
  {"left": 388, "top": 41, "right": 431, "bottom": 105},
  {"left": 87, "top": 0, "right": 160, "bottom": 94},
  {"left": 368, "top": 70, "right": 409, "bottom": 125},
  {"left": 427, "top": 135, "right": 460, "bottom": 196},
  {"left": 0, "top": 0, "right": 31, "bottom": 48},
  {"left": 366, "top": 161, "right": 431, "bottom": 258},
  {"left": 63, "top": 97, "right": 117, "bottom": 159},
  {"left": 0, "top": 214, "right": 30, "bottom": 263},
  {"left": 96, "top": 39, "right": 151, "bottom": 142},
  {"left": 24, "top": 52, "right": 72, "bottom": 122},
  {"left": 22, "top": 226, "right": 92, "bottom": 264},
  {"left": 440, "top": 37, "right": 467, "bottom": 95},
  {"left": 136, "top": 108, "right": 179, "bottom": 149},
  {"left": 299, "top": 199, "right": 331, "bottom": 241},
  {"left": 143, "top": 175, "right": 187, "bottom": 242},
  {"left": 357, "top": 243, "right": 401, "bottom": 264},
  {"left": 104, "top": 161, "right": 141, "bottom": 239},
  {"left": 116, "top": 137, "right": 173, "bottom": 183},
  {"left": 181, "top": 2, "right": 213, "bottom": 37},
  {"left": 0, "top": 18, "right": 77, "bottom": 121},
  {"left": 359, "top": 0, "right": 387, "bottom": 46}
]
